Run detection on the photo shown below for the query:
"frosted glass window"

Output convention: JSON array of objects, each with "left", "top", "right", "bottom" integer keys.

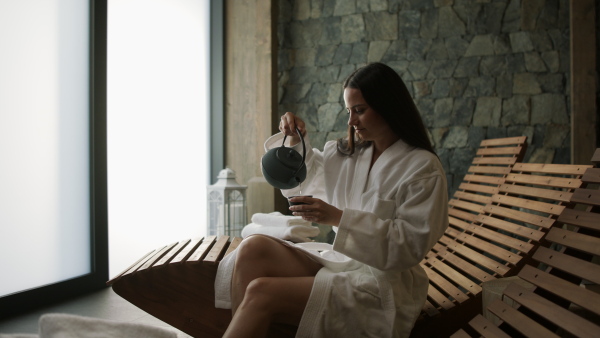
[
  {"left": 0, "top": 0, "right": 91, "bottom": 297},
  {"left": 107, "top": 0, "right": 210, "bottom": 277}
]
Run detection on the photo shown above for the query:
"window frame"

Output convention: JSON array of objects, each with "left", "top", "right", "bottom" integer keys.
[{"left": 0, "top": 0, "right": 108, "bottom": 318}]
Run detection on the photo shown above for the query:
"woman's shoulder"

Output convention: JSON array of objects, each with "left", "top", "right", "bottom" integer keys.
[
  {"left": 322, "top": 139, "right": 344, "bottom": 159},
  {"left": 388, "top": 141, "right": 444, "bottom": 177}
]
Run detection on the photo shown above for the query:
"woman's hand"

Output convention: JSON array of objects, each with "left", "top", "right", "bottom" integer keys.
[
  {"left": 289, "top": 196, "right": 343, "bottom": 227},
  {"left": 279, "top": 112, "right": 306, "bottom": 145}
]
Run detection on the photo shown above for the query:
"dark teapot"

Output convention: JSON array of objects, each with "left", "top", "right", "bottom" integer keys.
[{"left": 261, "top": 127, "right": 307, "bottom": 190}]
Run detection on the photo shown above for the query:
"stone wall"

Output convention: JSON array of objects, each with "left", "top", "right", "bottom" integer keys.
[{"left": 277, "top": 0, "right": 571, "bottom": 195}]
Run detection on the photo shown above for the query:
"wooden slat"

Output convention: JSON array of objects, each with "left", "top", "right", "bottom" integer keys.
[
  {"left": 423, "top": 265, "right": 470, "bottom": 303},
  {"left": 557, "top": 208, "right": 600, "bottom": 231},
  {"left": 443, "top": 240, "right": 511, "bottom": 275},
  {"left": 138, "top": 243, "right": 177, "bottom": 271},
  {"left": 505, "top": 173, "right": 582, "bottom": 189},
  {"left": 438, "top": 243, "right": 498, "bottom": 283},
  {"left": 498, "top": 184, "right": 573, "bottom": 203},
  {"left": 154, "top": 239, "right": 191, "bottom": 267},
  {"left": 592, "top": 148, "right": 600, "bottom": 164},
  {"left": 448, "top": 208, "right": 478, "bottom": 223},
  {"left": 480, "top": 136, "right": 527, "bottom": 147},
  {"left": 518, "top": 265, "right": 600, "bottom": 316},
  {"left": 483, "top": 204, "right": 555, "bottom": 229},
  {"left": 486, "top": 300, "right": 559, "bottom": 338},
  {"left": 459, "top": 182, "right": 499, "bottom": 195},
  {"left": 581, "top": 167, "right": 600, "bottom": 184},
  {"left": 491, "top": 194, "right": 565, "bottom": 216},
  {"left": 431, "top": 240, "right": 450, "bottom": 253},
  {"left": 439, "top": 232, "right": 461, "bottom": 246},
  {"left": 448, "top": 216, "right": 471, "bottom": 230},
  {"left": 472, "top": 157, "right": 517, "bottom": 165},
  {"left": 454, "top": 230, "right": 523, "bottom": 265},
  {"left": 467, "top": 314, "right": 513, "bottom": 338},
  {"left": 121, "top": 249, "right": 160, "bottom": 276},
  {"left": 463, "top": 174, "right": 505, "bottom": 185},
  {"left": 442, "top": 230, "right": 462, "bottom": 243},
  {"left": 427, "top": 283, "right": 455, "bottom": 310},
  {"left": 427, "top": 257, "right": 483, "bottom": 294},
  {"left": 533, "top": 246, "right": 600, "bottom": 284},
  {"left": 224, "top": 236, "right": 243, "bottom": 257},
  {"left": 170, "top": 237, "right": 203, "bottom": 264},
  {"left": 204, "top": 235, "right": 230, "bottom": 263},
  {"left": 463, "top": 223, "right": 533, "bottom": 254},
  {"left": 504, "top": 282, "right": 600, "bottom": 338},
  {"left": 467, "top": 166, "right": 511, "bottom": 175},
  {"left": 570, "top": 187, "right": 600, "bottom": 206},
  {"left": 477, "top": 146, "right": 523, "bottom": 156},
  {"left": 545, "top": 227, "right": 600, "bottom": 257},
  {"left": 475, "top": 214, "right": 545, "bottom": 241},
  {"left": 511, "top": 163, "right": 591, "bottom": 175},
  {"left": 449, "top": 199, "right": 485, "bottom": 213},
  {"left": 187, "top": 236, "right": 217, "bottom": 263},
  {"left": 453, "top": 191, "right": 492, "bottom": 205}
]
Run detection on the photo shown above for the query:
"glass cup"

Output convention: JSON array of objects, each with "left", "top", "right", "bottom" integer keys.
[{"left": 288, "top": 195, "right": 312, "bottom": 206}]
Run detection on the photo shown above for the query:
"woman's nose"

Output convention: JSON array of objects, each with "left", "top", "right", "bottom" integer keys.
[{"left": 347, "top": 112, "right": 358, "bottom": 126}]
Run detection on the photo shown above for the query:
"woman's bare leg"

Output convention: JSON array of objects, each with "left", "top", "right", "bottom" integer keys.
[
  {"left": 230, "top": 235, "right": 322, "bottom": 313},
  {"left": 225, "top": 235, "right": 322, "bottom": 337},
  {"left": 223, "top": 276, "right": 314, "bottom": 338}
]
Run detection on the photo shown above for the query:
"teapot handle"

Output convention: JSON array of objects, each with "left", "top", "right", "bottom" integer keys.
[{"left": 281, "top": 127, "right": 306, "bottom": 177}]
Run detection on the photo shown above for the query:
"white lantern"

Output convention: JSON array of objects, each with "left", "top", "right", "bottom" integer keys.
[{"left": 207, "top": 168, "right": 247, "bottom": 237}]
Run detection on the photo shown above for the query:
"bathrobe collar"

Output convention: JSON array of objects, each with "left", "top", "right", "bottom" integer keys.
[{"left": 348, "top": 139, "right": 413, "bottom": 207}]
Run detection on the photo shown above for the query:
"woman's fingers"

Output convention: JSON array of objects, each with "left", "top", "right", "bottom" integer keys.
[
  {"left": 289, "top": 198, "right": 342, "bottom": 226},
  {"left": 279, "top": 112, "right": 306, "bottom": 136}
]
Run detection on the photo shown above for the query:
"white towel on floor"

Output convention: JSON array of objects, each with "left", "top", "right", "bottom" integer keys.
[{"left": 38, "top": 313, "right": 178, "bottom": 338}]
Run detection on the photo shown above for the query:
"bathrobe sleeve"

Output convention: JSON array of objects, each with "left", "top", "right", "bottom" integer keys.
[{"left": 333, "top": 169, "right": 448, "bottom": 271}]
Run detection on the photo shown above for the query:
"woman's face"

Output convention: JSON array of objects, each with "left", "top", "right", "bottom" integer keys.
[{"left": 344, "top": 87, "right": 396, "bottom": 146}]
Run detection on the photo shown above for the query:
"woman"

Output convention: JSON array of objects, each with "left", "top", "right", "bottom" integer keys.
[{"left": 215, "top": 62, "right": 448, "bottom": 337}]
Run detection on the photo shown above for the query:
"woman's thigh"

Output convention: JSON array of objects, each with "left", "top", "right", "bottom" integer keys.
[{"left": 234, "top": 235, "right": 322, "bottom": 277}]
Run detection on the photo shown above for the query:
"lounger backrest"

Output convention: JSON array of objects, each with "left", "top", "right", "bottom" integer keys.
[
  {"left": 451, "top": 149, "right": 600, "bottom": 338},
  {"left": 448, "top": 136, "right": 528, "bottom": 224},
  {"left": 415, "top": 150, "right": 592, "bottom": 336},
  {"left": 421, "top": 136, "right": 528, "bottom": 317}
]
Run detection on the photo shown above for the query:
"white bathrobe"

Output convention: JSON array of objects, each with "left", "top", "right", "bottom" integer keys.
[{"left": 215, "top": 133, "right": 448, "bottom": 337}]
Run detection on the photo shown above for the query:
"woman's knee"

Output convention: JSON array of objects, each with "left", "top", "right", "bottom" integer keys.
[
  {"left": 240, "top": 277, "right": 277, "bottom": 310},
  {"left": 235, "top": 235, "right": 277, "bottom": 263}
]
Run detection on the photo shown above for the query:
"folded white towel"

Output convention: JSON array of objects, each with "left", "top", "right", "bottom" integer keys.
[
  {"left": 241, "top": 223, "right": 320, "bottom": 243},
  {"left": 251, "top": 212, "right": 310, "bottom": 227}
]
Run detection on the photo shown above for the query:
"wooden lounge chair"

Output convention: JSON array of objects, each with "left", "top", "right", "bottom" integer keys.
[
  {"left": 107, "top": 236, "right": 297, "bottom": 338},
  {"left": 451, "top": 149, "right": 600, "bottom": 338},
  {"left": 412, "top": 147, "right": 592, "bottom": 336},
  {"left": 106, "top": 137, "right": 525, "bottom": 336},
  {"left": 418, "top": 136, "right": 528, "bottom": 315}
]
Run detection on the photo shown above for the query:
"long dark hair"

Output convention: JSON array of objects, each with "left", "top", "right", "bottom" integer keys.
[{"left": 337, "top": 62, "right": 436, "bottom": 156}]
